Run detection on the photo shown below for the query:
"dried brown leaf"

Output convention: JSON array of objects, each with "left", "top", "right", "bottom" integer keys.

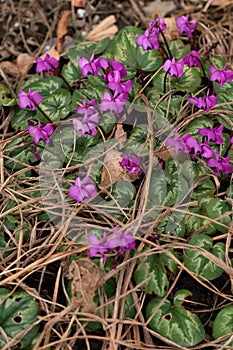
[
  {"left": 65, "top": 258, "right": 104, "bottom": 312},
  {"left": 56, "top": 10, "right": 71, "bottom": 54},
  {"left": 85, "top": 15, "right": 118, "bottom": 41},
  {"left": 114, "top": 124, "right": 127, "bottom": 150},
  {"left": 16, "top": 53, "right": 34, "bottom": 74},
  {"left": 100, "top": 150, "right": 124, "bottom": 188},
  {"left": 41, "top": 46, "right": 60, "bottom": 61},
  {"left": 143, "top": 0, "right": 176, "bottom": 18},
  {"left": 0, "top": 53, "right": 33, "bottom": 75}
]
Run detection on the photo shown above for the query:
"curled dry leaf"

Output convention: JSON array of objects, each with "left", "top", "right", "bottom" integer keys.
[
  {"left": 100, "top": 150, "right": 124, "bottom": 188},
  {"left": 0, "top": 53, "right": 34, "bottom": 76},
  {"left": 114, "top": 124, "right": 127, "bottom": 150},
  {"left": 100, "top": 149, "right": 141, "bottom": 188},
  {"left": 56, "top": 10, "right": 71, "bottom": 54},
  {"left": 65, "top": 258, "right": 104, "bottom": 312},
  {"left": 85, "top": 15, "right": 118, "bottom": 41}
]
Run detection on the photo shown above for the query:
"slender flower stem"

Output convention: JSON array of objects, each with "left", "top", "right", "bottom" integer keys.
[
  {"left": 35, "top": 104, "right": 53, "bottom": 124},
  {"left": 160, "top": 30, "right": 173, "bottom": 59},
  {"left": 59, "top": 74, "right": 72, "bottom": 90}
]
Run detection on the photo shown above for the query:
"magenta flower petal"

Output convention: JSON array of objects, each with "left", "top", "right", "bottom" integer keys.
[
  {"left": 68, "top": 176, "right": 96, "bottom": 202},
  {"left": 28, "top": 120, "right": 54, "bottom": 144},
  {"left": 35, "top": 54, "right": 59, "bottom": 74}
]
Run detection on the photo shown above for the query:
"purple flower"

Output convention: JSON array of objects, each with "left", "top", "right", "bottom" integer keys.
[
  {"left": 200, "top": 144, "right": 214, "bottom": 158},
  {"left": 100, "top": 91, "right": 127, "bottom": 117},
  {"left": 107, "top": 70, "right": 132, "bottom": 95},
  {"left": 98, "top": 57, "right": 127, "bottom": 80},
  {"left": 176, "top": 15, "right": 197, "bottom": 38},
  {"left": 88, "top": 231, "right": 109, "bottom": 261},
  {"left": 78, "top": 53, "right": 100, "bottom": 77},
  {"left": 163, "top": 57, "right": 184, "bottom": 78},
  {"left": 206, "top": 152, "right": 232, "bottom": 175},
  {"left": 35, "top": 54, "right": 59, "bottom": 74},
  {"left": 18, "top": 88, "right": 43, "bottom": 110},
  {"left": 230, "top": 136, "right": 233, "bottom": 143},
  {"left": 135, "top": 21, "right": 160, "bottom": 51},
  {"left": 28, "top": 120, "right": 54, "bottom": 144},
  {"left": 198, "top": 125, "right": 224, "bottom": 144},
  {"left": 209, "top": 65, "right": 233, "bottom": 86},
  {"left": 155, "top": 18, "right": 167, "bottom": 32},
  {"left": 188, "top": 89, "right": 217, "bottom": 112},
  {"left": 73, "top": 99, "right": 99, "bottom": 137},
  {"left": 73, "top": 114, "right": 98, "bottom": 137},
  {"left": 183, "top": 50, "right": 201, "bottom": 68},
  {"left": 68, "top": 176, "right": 96, "bottom": 202},
  {"left": 107, "top": 228, "right": 136, "bottom": 254},
  {"left": 165, "top": 132, "right": 186, "bottom": 154},
  {"left": 182, "top": 134, "right": 201, "bottom": 157},
  {"left": 120, "top": 152, "right": 142, "bottom": 174}
]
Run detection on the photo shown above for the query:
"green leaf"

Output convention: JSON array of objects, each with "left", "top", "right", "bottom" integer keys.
[
  {"left": 62, "top": 61, "right": 82, "bottom": 84},
  {"left": 111, "top": 26, "right": 162, "bottom": 71},
  {"left": 4, "top": 136, "right": 38, "bottom": 172},
  {"left": 206, "top": 198, "right": 231, "bottom": 233},
  {"left": 169, "top": 40, "right": 191, "bottom": 58},
  {"left": 99, "top": 180, "right": 136, "bottom": 212},
  {"left": 184, "top": 234, "right": 225, "bottom": 280},
  {"left": 213, "top": 305, "right": 233, "bottom": 346},
  {"left": 171, "top": 67, "right": 202, "bottom": 92},
  {"left": 124, "top": 124, "right": 151, "bottom": 154},
  {"left": 146, "top": 167, "right": 167, "bottom": 218},
  {"left": 67, "top": 37, "right": 110, "bottom": 65},
  {"left": 146, "top": 289, "right": 205, "bottom": 347},
  {"left": 72, "top": 75, "right": 107, "bottom": 105},
  {"left": 0, "top": 84, "right": 17, "bottom": 106},
  {"left": 28, "top": 76, "right": 63, "bottom": 97},
  {"left": 184, "top": 117, "right": 214, "bottom": 139},
  {"left": 11, "top": 107, "right": 36, "bottom": 131},
  {"left": 39, "top": 88, "right": 71, "bottom": 122},
  {"left": 133, "top": 249, "right": 178, "bottom": 296},
  {"left": 0, "top": 288, "right": 39, "bottom": 349}
]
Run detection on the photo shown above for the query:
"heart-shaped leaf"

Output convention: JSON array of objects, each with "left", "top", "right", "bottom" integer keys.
[
  {"left": 146, "top": 289, "right": 205, "bottom": 347},
  {"left": 0, "top": 288, "right": 39, "bottom": 349},
  {"left": 184, "top": 234, "right": 225, "bottom": 280},
  {"left": 133, "top": 249, "right": 178, "bottom": 296},
  {"left": 213, "top": 305, "right": 233, "bottom": 346}
]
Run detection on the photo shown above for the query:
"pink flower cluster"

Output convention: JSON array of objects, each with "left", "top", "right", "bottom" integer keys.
[
  {"left": 166, "top": 126, "right": 232, "bottom": 175},
  {"left": 135, "top": 18, "right": 167, "bottom": 51},
  {"left": 136, "top": 15, "right": 196, "bottom": 52},
  {"left": 87, "top": 228, "right": 136, "bottom": 261},
  {"left": 78, "top": 54, "right": 132, "bottom": 118}
]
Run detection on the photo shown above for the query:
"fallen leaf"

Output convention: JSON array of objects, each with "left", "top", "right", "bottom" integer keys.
[
  {"left": 65, "top": 258, "right": 104, "bottom": 311},
  {"left": 0, "top": 53, "right": 34, "bottom": 76},
  {"left": 100, "top": 149, "right": 142, "bottom": 188},
  {"left": 85, "top": 15, "right": 118, "bottom": 41},
  {"left": 143, "top": 0, "right": 176, "bottom": 19},
  {"left": 114, "top": 124, "right": 127, "bottom": 150},
  {"left": 56, "top": 10, "right": 71, "bottom": 54},
  {"left": 40, "top": 46, "right": 60, "bottom": 61},
  {"left": 100, "top": 150, "right": 124, "bottom": 188},
  {"left": 16, "top": 53, "right": 34, "bottom": 74},
  {"left": 164, "top": 17, "right": 179, "bottom": 42}
]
